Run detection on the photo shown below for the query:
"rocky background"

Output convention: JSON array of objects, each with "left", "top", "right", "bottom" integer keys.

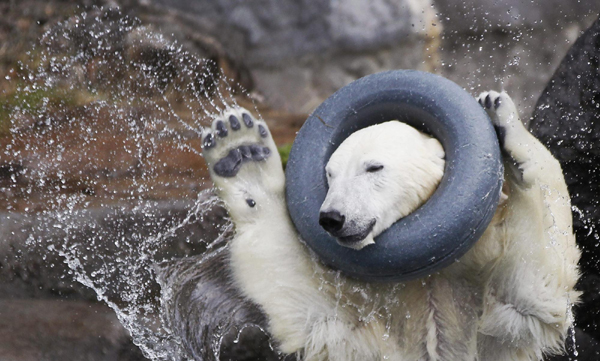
[
  {"left": 531, "top": 15, "right": 600, "bottom": 357},
  {"left": 0, "top": 0, "right": 599, "bottom": 360}
]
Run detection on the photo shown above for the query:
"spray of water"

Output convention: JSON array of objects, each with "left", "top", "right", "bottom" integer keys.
[{"left": 0, "top": 8, "right": 253, "bottom": 360}]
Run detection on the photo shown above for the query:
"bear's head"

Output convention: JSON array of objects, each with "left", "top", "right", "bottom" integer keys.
[{"left": 319, "top": 121, "right": 445, "bottom": 250}]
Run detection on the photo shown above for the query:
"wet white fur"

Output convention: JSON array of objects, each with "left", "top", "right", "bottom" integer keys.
[
  {"left": 202, "top": 92, "right": 580, "bottom": 361},
  {"left": 321, "top": 122, "right": 445, "bottom": 249}
]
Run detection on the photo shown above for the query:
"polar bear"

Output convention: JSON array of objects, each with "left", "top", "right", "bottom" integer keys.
[{"left": 198, "top": 91, "right": 580, "bottom": 361}]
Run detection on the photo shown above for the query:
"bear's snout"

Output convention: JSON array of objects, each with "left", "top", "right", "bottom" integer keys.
[{"left": 319, "top": 210, "right": 345, "bottom": 235}]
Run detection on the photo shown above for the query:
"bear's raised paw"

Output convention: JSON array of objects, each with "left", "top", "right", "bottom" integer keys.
[
  {"left": 477, "top": 90, "right": 560, "bottom": 187},
  {"left": 202, "top": 107, "right": 285, "bottom": 209},
  {"left": 202, "top": 108, "right": 276, "bottom": 177},
  {"left": 477, "top": 91, "right": 523, "bottom": 150}
]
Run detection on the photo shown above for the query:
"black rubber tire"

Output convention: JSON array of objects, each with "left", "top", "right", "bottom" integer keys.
[{"left": 285, "top": 70, "right": 503, "bottom": 282}]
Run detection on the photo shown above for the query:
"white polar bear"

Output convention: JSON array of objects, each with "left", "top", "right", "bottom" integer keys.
[{"left": 200, "top": 91, "right": 580, "bottom": 361}]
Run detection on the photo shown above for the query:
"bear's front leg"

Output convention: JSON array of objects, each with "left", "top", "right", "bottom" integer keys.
[
  {"left": 476, "top": 91, "right": 580, "bottom": 359},
  {"left": 201, "top": 107, "right": 334, "bottom": 356}
]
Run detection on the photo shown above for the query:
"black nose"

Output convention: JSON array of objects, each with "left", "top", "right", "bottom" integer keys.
[{"left": 319, "top": 210, "right": 345, "bottom": 234}]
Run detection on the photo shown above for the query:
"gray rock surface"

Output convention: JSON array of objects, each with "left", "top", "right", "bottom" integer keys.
[
  {"left": 529, "top": 15, "right": 600, "bottom": 342},
  {"left": 530, "top": 15, "right": 600, "bottom": 273},
  {"left": 144, "top": 0, "right": 438, "bottom": 113},
  {"left": 147, "top": 0, "right": 430, "bottom": 66},
  {"left": 0, "top": 199, "right": 228, "bottom": 302},
  {"left": 434, "top": 0, "right": 599, "bottom": 32},
  {"left": 0, "top": 197, "right": 229, "bottom": 360},
  {"left": 434, "top": 0, "right": 600, "bottom": 119},
  {"left": 141, "top": 0, "right": 600, "bottom": 116},
  {"left": 0, "top": 299, "right": 145, "bottom": 361}
]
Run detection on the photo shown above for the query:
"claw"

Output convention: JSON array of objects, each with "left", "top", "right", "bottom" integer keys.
[
  {"left": 485, "top": 94, "right": 492, "bottom": 109},
  {"left": 258, "top": 124, "right": 268, "bottom": 138},
  {"left": 242, "top": 113, "right": 254, "bottom": 128},
  {"left": 229, "top": 115, "right": 241, "bottom": 130},
  {"left": 203, "top": 133, "right": 216, "bottom": 149},
  {"left": 216, "top": 120, "right": 228, "bottom": 137}
]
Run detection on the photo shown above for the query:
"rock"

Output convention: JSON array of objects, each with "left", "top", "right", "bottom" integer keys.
[
  {"left": 545, "top": 327, "right": 600, "bottom": 361},
  {"left": 0, "top": 199, "right": 229, "bottom": 302},
  {"left": 251, "top": 46, "right": 432, "bottom": 113},
  {"left": 144, "top": 0, "right": 439, "bottom": 113},
  {"left": 529, "top": 15, "right": 600, "bottom": 342},
  {"left": 147, "top": 0, "right": 432, "bottom": 66},
  {"left": 433, "top": 0, "right": 599, "bottom": 33},
  {"left": 0, "top": 299, "right": 146, "bottom": 361},
  {"left": 139, "top": 0, "right": 600, "bottom": 115},
  {"left": 434, "top": 0, "right": 600, "bottom": 118},
  {"left": 530, "top": 15, "right": 600, "bottom": 272}
]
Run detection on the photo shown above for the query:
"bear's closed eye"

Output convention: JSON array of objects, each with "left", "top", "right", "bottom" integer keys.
[{"left": 366, "top": 164, "right": 384, "bottom": 173}]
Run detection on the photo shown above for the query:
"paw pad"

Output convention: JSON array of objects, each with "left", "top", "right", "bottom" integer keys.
[
  {"left": 203, "top": 133, "right": 216, "bottom": 149},
  {"left": 213, "top": 148, "right": 243, "bottom": 177},
  {"left": 216, "top": 120, "right": 228, "bottom": 137},
  {"left": 211, "top": 144, "right": 272, "bottom": 178},
  {"left": 229, "top": 115, "right": 241, "bottom": 130},
  {"left": 258, "top": 124, "right": 268, "bottom": 138},
  {"left": 242, "top": 113, "right": 253, "bottom": 128}
]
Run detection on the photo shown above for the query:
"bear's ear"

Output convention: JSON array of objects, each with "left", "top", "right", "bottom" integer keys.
[{"left": 425, "top": 137, "right": 445, "bottom": 160}]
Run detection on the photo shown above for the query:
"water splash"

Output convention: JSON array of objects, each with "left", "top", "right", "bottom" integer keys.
[
  {"left": 0, "top": 8, "right": 251, "bottom": 360},
  {"left": 566, "top": 295, "right": 579, "bottom": 360}
]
